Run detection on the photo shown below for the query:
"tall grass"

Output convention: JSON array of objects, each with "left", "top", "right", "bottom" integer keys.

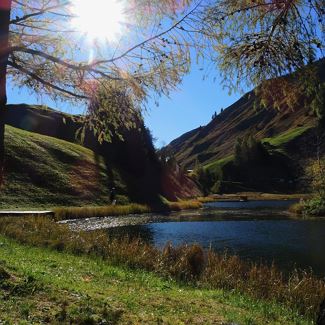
[
  {"left": 54, "top": 200, "right": 203, "bottom": 221},
  {"left": 165, "top": 200, "right": 202, "bottom": 211},
  {"left": 54, "top": 204, "right": 151, "bottom": 221},
  {"left": 0, "top": 216, "right": 324, "bottom": 320}
]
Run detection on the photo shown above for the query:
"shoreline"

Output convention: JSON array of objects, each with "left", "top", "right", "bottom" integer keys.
[
  {"left": 0, "top": 193, "right": 317, "bottom": 221},
  {"left": 0, "top": 234, "right": 314, "bottom": 325}
]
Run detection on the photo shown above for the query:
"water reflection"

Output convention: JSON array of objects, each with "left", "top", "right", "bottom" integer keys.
[
  {"left": 63, "top": 200, "right": 325, "bottom": 275},
  {"left": 111, "top": 219, "right": 325, "bottom": 276},
  {"left": 204, "top": 199, "right": 298, "bottom": 209}
]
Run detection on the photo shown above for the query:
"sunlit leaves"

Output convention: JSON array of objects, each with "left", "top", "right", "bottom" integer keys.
[{"left": 205, "top": 0, "right": 324, "bottom": 92}]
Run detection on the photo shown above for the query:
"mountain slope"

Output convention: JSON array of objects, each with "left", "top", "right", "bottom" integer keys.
[
  {"left": 1, "top": 105, "right": 201, "bottom": 208},
  {"left": 1, "top": 125, "right": 121, "bottom": 209},
  {"left": 166, "top": 60, "right": 325, "bottom": 169}
]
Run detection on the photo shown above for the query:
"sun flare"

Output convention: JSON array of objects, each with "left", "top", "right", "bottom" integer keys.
[{"left": 70, "top": 0, "right": 127, "bottom": 42}]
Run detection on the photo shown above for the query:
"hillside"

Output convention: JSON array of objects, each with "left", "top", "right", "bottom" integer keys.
[
  {"left": 166, "top": 60, "right": 325, "bottom": 170},
  {"left": 0, "top": 106, "right": 201, "bottom": 209},
  {"left": 0, "top": 126, "right": 123, "bottom": 209},
  {"left": 166, "top": 92, "right": 317, "bottom": 169},
  {"left": 164, "top": 59, "right": 325, "bottom": 169}
]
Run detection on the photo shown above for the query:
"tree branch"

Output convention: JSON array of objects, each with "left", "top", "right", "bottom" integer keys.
[
  {"left": 8, "top": 60, "right": 89, "bottom": 99},
  {"left": 10, "top": 2, "right": 69, "bottom": 24}
]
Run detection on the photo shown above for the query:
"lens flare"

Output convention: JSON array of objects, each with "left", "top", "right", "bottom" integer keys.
[{"left": 70, "top": 0, "right": 127, "bottom": 42}]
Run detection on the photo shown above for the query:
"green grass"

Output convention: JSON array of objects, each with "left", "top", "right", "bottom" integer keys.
[
  {"left": 204, "top": 155, "right": 234, "bottom": 172},
  {"left": 203, "top": 127, "right": 310, "bottom": 174},
  {"left": 1, "top": 125, "right": 127, "bottom": 209},
  {"left": 262, "top": 126, "right": 311, "bottom": 147},
  {"left": 0, "top": 216, "right": 324, "bottom": 323},
  {"left": 0, "top": 235, "right": 314, "bottom": 324}
]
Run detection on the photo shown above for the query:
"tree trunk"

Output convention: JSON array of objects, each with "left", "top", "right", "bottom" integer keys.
[{"left": 0, "top": 0, "right": 12, "bottom": 186}]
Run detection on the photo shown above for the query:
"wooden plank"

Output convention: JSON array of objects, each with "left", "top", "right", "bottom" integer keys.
[{"left": 0, "top": 211, "right": 54, "bottom": 216}]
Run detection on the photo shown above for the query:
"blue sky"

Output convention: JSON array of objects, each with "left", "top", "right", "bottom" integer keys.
[
  {"left": 144, "top": 65, "right": 242, "bottom": 147},
  {"left": 7, "top": 63, "right": 242, "bottom": 148}
]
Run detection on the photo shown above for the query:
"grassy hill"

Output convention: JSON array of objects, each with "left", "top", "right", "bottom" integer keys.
[
  {"left": 1, "top": 125, "right": 127, "bottom": 209},
  {"left": 166, "top": 92, "right": 317, "bottom": 169},
  {"left": 1, "top": 105, "right": 201, "bottom": 208},
  {"left": 164, "top": 60, "right": 325, "bottom": 193},
  {"left": 165, "top": 59, "right": 325, "bottom": 170}
]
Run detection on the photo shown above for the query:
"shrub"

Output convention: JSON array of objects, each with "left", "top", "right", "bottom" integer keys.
[
  {"left": 288, "top": 202, "right": 304, "bottom": 215},
  {"left": 159, "top": 243, "right": 205, "bottom": 281},
  {"left": 115, "top": 195, "right": 130, "bottom": 205},
  {"left": 303, "top": 196, "right": 325, "bottom": 216}
]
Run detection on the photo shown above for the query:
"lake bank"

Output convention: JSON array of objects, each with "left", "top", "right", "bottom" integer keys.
[
  {"left": 0, "top": 235, "right": 314, "bottom": 324},
  {"left": 60, "top": 198, "right": 300, "bottom": 232},
  {"left": 60, "top": 199, "right": 325, "bottom": 276},
  {"left": 199, "top": 192, "right": 310, "bottom": 202}
]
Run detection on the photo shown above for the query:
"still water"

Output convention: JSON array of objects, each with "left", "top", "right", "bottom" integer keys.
[{"left": 107, "top": 200, "right": 325, "bottom": 276}]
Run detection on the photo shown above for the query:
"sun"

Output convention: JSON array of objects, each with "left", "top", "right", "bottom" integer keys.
[{"left": 70, "top": 0, "right": 127, "bottom": 43}]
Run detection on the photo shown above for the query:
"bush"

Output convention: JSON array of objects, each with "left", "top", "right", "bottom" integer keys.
[
  {"left": 115, "top": 195, "right": 130, "bottom": 205},
  {"left": 159, "top": 243, "right": 205, "bottom": 281},
  {"left": 303, "top": 197, "right": 325, "bottom": 216},
  {"left": 288, "top": 202, "right": 304, "bottom": 215}
]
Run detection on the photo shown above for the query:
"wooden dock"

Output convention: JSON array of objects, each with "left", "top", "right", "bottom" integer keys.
[{"left": 0, "top": 211, "right": 54, "bottom": 217}]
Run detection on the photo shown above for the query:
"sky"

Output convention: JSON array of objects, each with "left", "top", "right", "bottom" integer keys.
[
  {"left": 6, "top": 0, "right": 246, "bottom": 148},
  {"left": 7, "top": 64, "right": 242, "bottom": 148},
  {"left": 144, "top": 65, "right": 242, "bottom": 147}
]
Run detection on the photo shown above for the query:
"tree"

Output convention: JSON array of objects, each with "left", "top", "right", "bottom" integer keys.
[
  {"left": 1, "top": 0, "right": 323, "bottom": 186},
  {"left": 193, "top": 159, "right": 216, "bottom": 195},
  {"left": 234, "top": 137, "right": 244, "bottom": 166},
  {"left": 0, "top": 0, "right": 214, "bottom": 185},
  {"left": 234, "top": 134, "right": 268, "bottom": 165},
  {"left": 204, "top": 0, "right": 324, "bottom": 93}
]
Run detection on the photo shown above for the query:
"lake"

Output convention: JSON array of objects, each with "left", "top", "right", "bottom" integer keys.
[{"left": 64, "top": 200, "right": 325, "bottom": 276}]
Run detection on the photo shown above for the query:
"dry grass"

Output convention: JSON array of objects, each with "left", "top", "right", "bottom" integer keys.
[
  {"left": 197, "top": 196, "right": 218, "bottom": 203},
  {"left": 166, "top": 200, "right": 203, "bottom": 211},
  {"left": 210, "top": 192, "right": 310, "bottom": 201},
  {"left": 53, "top": 200, "right": 203, "bottom": 221},
  {"left": 0, "top": 216, "right": 324, "bottom": 320},
  {"left": 288, "top": 202, "right": 305, "bottom": 215},
  {"left": 54, "top": 204, "right": 151, "bottom": 221}
]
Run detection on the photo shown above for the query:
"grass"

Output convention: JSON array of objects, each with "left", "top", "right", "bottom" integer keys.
[
  {"left": 1, "top": 126, "right": 201, "bottom": 212},
  {"left": 54, "top": 204, "right": 152, "bottom": 221},
  {"left": 203, "top": 127, "right": 311, "bottom": 175},
  {"left": 262, "top": 126, "right": 311, "bottom": 147},
  {"left": 53, "top": 200, "right": 203, "bottom": 221},
  {"left": 1, "top": 125, "right": 127, "bottom": 209},
  {"left": 210, "top": 192, "right": 309, "bottom": 202},
  {"left": 0, "top": 235, "right": 313, "bottom": 325},
  {"left": 204, "top": 155, "right": 234, "bottom": 173},
  {"left": 165, "top": 199, "right": 203, "bottom": 211},
  {"left": 0, "top": 216, "right": 324, "bottom": 323}
]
